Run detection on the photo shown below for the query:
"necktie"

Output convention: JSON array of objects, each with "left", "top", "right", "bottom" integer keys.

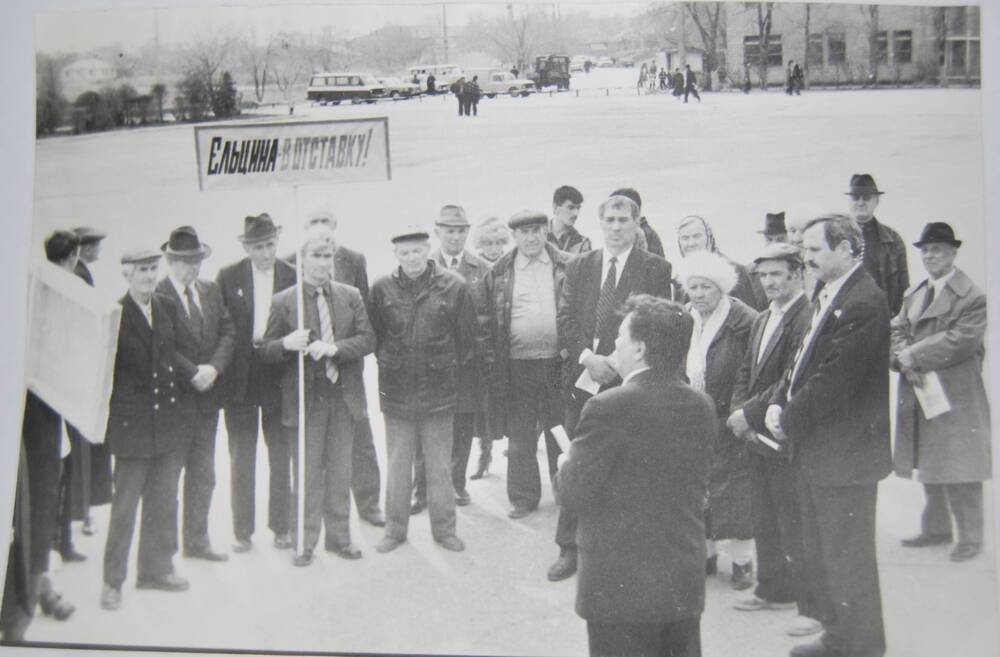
[
  {"left": 594, "top": 256, "right": 618, "bottom": 353},
  {"left": 184, "top": 286, "right": 203, "bottom": 338},
  {"left": 451, "top": 257, "right": 459, "bottom": 270},
  {"left": 315, "top": 288, "right": 339, "bottom": 384},
  {"left": 920, "top": 284, "right": 936, "bottom": 315}
]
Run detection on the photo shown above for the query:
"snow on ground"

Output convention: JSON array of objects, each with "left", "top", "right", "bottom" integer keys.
[{"left": 24, "top": 84, "right": 996, "bottom": 657}]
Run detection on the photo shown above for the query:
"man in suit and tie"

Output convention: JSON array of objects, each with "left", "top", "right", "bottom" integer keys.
[
  {"left": 728, "top": 243, "right": 821, "bottom": 638},
  {"left": 766, "top": 214, "right": 891, "bottom": 657},
  {"left": 610, "top": 188, "right": 665, "bottom": 258},
  {"left": 410, "top": 205, "right": 491, "bottom": 511},
  {"left": 259, "top": 225, "right": 376, "bottom": 566},
  {"left": 157, "top": 226, "right": 235, "bottom": 562},
  {"left": 549, "top": 194, "right": 673, "bottom": 582},
  {"left": 101, "top": 248, "right": 199, "bottom": 611},
  {"left": 555, "top": 294, "right": 713, "bottom": 657},
  {"left": 216, "top": 214, "right": 297, "bottom": 553},
  {"left": 289, "top": 205, "right": 385, "bottom": 527}
]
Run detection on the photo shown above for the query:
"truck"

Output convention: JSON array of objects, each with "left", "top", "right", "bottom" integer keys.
[{"left": 529, "top": 55, "right": 571, "bottom": 90}]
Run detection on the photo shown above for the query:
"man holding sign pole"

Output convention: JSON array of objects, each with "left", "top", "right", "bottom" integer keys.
[{"left": 260, "top": 225, "right": 375, "bottom": 566}]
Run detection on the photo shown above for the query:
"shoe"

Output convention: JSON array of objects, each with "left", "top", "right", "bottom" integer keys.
[
  {"left": 901, "top": 532, "right": 952, "bottom": 547},
  {"left": 376, "top": 536, "right": 406, "bottom": 554},
  {"left": 950, "top": 542, "right": 981, "bottom": 562},
  {"left": 787, "top": 616, "right": 824, "bottom": 637},
  {"left": 705, "top": 554, "right": 717, "bottom": 576},
  {"left": 789, "top": 638, "right": 839, "bottom": 656},
  {"left": 470, "top": 450, "right": 492, "bottom": 480},
  {"left": 410, "top": 498, "right": 426, "bottom": 515},
  {"left": 455, "top": 489, "right": 471, "bottom": 506},
  {"left": 508, "top": 507, "right": 535, "bottom": 519},
  {"left": 82, "top": 517, "right": 97, "bottom": 536},
  {"left": 38, "top": 589, "right": 75, "bottom": 620},
  {"left": 730, "top": 562, "right": 754, "bottom": 591},
  {"left": 326, "top": 543, "right": 363, "bottom": 560},
  {"left": 233, "top": 538, "right": 253, "bottom": 553},
  {"left": 273, "top": 533, "right": 293, "bottom": 550},
  {"left": 100, "top": 585, "right": 121, "bottom": 611},
  {"left": 184, "top": 547, "right": 229, "bottom": 562},
  {"left": 136, "top": 573, "right": 190, "bottom": 592},
  {"left": 437, "top": 535, "right": 465, "bottom": 552},
  {"left": 360, "top": 510, "right": 386, "bottom": 527},
  {"left": 547, "top": 549, "right": 577, "bottom": 581},
  {"left": 293, "top": 549, "right": 314, "bottom": 567},
  {"left": 734, "top": 595, "right": 797, "bottom": 611},
  {"left": 60, "top": 548, "right": 87, "bottom": 563}
]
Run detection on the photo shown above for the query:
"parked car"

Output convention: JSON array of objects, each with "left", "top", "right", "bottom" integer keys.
[
  {"left": 618, "top": 56, "right": 636, "bottom": 68},
  {"left": 569, "top": 55, "right": 589, "bottom": 72},
  {"left": 306, "top": 72, "right": 384, "bottom": 104},
  {"left": 465, "top": 69, "right": 535, "bottom": 98},
  {"left": 406, "top": 64, "right": 464, "bottom": 93},
  {"left": 376, "top": 76, "right": 421, "bottom": 99},
  {"left": 596, "top": 56, "right": 614, "bottom": 68}
]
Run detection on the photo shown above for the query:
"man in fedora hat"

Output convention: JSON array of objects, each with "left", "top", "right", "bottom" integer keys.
[
  {"left": 891, "top": 222, "right": 990, "bottom": 563},
  {"left": 846, "top": 173, "right": 909, "bottom": 315},
  {"left": 102, "top": 248, "right": 198, "bottom": 610},
  {"left": 216, "top": 214, "right": 297, "bottom": 553},
  {"left": 157, "top": 226, "right": 235, "bottom": 562},
  {"left": 759, "top": 212, "right": 788, "bottom": 246}
]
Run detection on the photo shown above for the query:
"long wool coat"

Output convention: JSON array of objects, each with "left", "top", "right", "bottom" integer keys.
[{"left": 891, "top": 268, "right": 991, "bottom": 484}]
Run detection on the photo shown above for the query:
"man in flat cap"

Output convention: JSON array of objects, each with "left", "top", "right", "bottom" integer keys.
[
  {"left": 288, "top": 205, "right": 386, "bottom": 528},
  {"left": 728, "top": 243, "right": 821, "bottom": 638},
  {"left": 759, "top": 212, "right": 788, "bottom": 246},
  {"left": 157, "top": 226, "right": 235, "bottom": 562},
  {"left": 482, "top": 211, "right": 572, "bottom": 519},
  {"left": 102, "top": 248, "right": 198, "bottom": 610},
  {"left": 369, "top": 227, "right": 476, "bottom": 553},
  {"left": 410, "top": 206, "right": 490, "bottom": 511},
  {"left": 846, "top": 173, "right": 909, "bottom": 315},
  {"left": 72, "top": 226, "right": 105, "bottom": 286},
  {"left": 891, "top": 223, "right": 990, "bottom": 563},
  {"left": 260, "top": 225, "right": 375, "bottom": 566},
  {"left": 216, "top": 214, "right": 297, "bottom": 553},
  {"left": 548, "top": 186, "right": 592, "bottom": 256}
]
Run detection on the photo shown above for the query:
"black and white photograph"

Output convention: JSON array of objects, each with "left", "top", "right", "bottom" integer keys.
[{"left": 1, "top": 0, "right": 998, "bottom": 656}]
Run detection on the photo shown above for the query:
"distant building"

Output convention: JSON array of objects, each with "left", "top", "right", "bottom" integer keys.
[
  {"left": 60, "top": 58, "right": 118, "bottom": 100},
  {"left": 725, "top": 4, "right": 980, "bottom": 87}
]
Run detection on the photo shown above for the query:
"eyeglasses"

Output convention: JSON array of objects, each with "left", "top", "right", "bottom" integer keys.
[{"left": 850, "top": 193, "right": 875, "bottom": 202}]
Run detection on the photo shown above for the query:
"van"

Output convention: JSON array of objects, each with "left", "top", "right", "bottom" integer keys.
[{"left": 306, "top": 73, "right": 385, "bottom": 104}]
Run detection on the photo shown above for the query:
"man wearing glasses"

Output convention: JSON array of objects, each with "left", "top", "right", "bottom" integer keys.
[{"left": 846, "top": 174, "right": 909, "bottom": 315}]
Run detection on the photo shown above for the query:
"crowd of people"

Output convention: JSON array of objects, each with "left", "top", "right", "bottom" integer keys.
[{"left": 2, "top": 174, "right": 991, "bottom": 657}]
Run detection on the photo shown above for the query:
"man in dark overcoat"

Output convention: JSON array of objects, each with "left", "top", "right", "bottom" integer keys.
[
  {"left": 845, "top": 174, "right": 909, "bottom": 316},
  {"left": 891, "top": 222, "right": 991, "bottom": 562}
]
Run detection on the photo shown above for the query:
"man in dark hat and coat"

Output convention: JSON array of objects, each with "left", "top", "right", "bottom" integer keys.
[
  {"left": 846, "top": 173, "right": 909, "bottom": 315},
  {"left": 891, "top": 222, "right": 991, "bottom": 563},
  {"left": 157, "top": 226, "right": 235, "bottom": 562},
  {"left": 759, "top": 212, "right": 788, "bottom": 245},
  {"left": 216, "top": 214, "right": 297, "bottom": 553}
]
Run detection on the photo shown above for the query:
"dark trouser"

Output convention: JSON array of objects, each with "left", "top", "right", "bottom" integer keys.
[
  {"left": 103, "top": 448, "right": 186, "bottom": 588},
  {"left": 798, "top": 479, "right": 885, "bottom": 657},
  {"left": 225, "top": 402, "right": 289, "bottom": 541},
  {"left": 23, "top": 393, "right": 61, "bottom": 575},
  {"left": 587, "top": 616, "right": 701, "bottom": 657},
  {"left": 457, "top": 97, "right": 466, "bottom": 116},
  {"left": 287, "top": 385, "right": 355, "bottom": 552},
  {"left": 385, "top": 412, "right": 456, "bottom": 542},
  {"left": 920, "top": 482, "right": 983, "bottom": 545},
  {"left": 351, "top": 418, "right": 382, "bottom": 517},
  {"left": 413, "top": 411, "right": 477, "bottom": 501},
  {"left": 750, "top": 453, "right": 811, "bottom": 611},
  {"left": 555, "top": 388, "right": 591, "bottom": 550},
  {"left": 182, "top": 411, "right": 220, "bottom": 551},
  {"left": 507, "top": 358, "right": 564, "bottom": 511},
  {"left": 2, "top": 448, "right": 35, "bottom": 638},
  {"left": 471, "top": 100, "right": 478, "bottom": 116},
  {"left": 684, "top": 85, "right": 700, "bottom": 102}
]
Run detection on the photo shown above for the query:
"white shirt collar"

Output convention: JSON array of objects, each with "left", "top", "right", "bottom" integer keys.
[
  {"left": 168, "top": 273, "right": 195, "bottom": 300},
  {"left": 929, "top": 268, "right": 956, "bottom": 294},
  {"left": 603, "top": 245, "right": 633, "bottom": 267},
  {"left": 819, "top": 262, "right": 861, "bottom": 306},
  {"left": 622, "top": 366, "right": 651, "bottom": 385},
  {"left": 771, "top": 290, "right": 805, "bottom": 315}
]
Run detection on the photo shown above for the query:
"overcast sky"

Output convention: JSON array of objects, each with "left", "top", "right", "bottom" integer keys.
[{"left": 34, "top": 0, "right": 648, "bottom": 54}]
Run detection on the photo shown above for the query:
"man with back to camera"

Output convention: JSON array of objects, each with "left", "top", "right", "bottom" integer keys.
[
  {"left": 548, "top": 185, "right": 592, "bottom": 255},
  {"left": 766, "top": 214, "right": 890, "bottom": 657},
  {"left": 156, "top": 226, "right": 235, "bottom": 563},
  {"left": 555, "top": 294, "right": 714, "bottom": 657}
]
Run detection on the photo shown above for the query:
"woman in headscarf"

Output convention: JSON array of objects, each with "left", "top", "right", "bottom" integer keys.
[
  {"left": 674, "top": 215, "right": 766, "bottom": 311},
  {"left": 676, "top": 251, "right": 759, "bottom": 591}
]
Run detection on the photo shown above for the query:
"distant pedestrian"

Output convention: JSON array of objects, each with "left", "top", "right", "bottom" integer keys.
[
  {"left": 584, "top": 60, "right": 592, "bottom": 74},
  {"left": 659, "top": 68, "right": 668, "bottom": 90},
  {"left": 672, "top": 69, "right": 684, "bottom": 97},
  {"left": 510, "top": 67, "right": 519, "bottom": 79},
  {"left": 684, "top": 65, "right": 701, "bottom": 103},
  {"left": 468, "top": 76, "right": 482, "bottom": 117},
  {"left": 793, "top": 62, "right": 804, "bottom": 94},
  {"left": 451, "top": 77, "right": 468, "bottom": 116},
  {"left": 743, "top": 63, "right": 753, "bottom": 94},
  {"left": 786, "top": 61, "right": 796, "bottom": 95},
  {"left": 426, "top": 73, "right": 437, "bottom": 95}
]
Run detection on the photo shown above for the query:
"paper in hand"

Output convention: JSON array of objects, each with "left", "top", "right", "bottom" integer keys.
[
  {"left": 755, "top": 432, "right": 783, "bottom": 452},
  {"left": 546, "top": 425, "right": 573, "bottom": 454},
  {"left": 574, "top": 368, "right": 601, "bottom": 396},
  {"left": 914, "top": 370, "right": 951, "bottom": 420}
]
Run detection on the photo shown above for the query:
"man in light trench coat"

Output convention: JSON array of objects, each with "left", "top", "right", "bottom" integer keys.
[{"left": 891, "top": 222, "right": 991, "bottom": 563}]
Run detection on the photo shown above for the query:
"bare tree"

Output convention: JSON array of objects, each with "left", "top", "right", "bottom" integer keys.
[
  {"left": 860, "top": 4, "right": 882, "bottom": 85},
  {"left": 182, "top": 29, "right": 236, "bottom": 109},
  {"left": 352, "top": 25, "right": 435, "bottom": 74},
  {"left": 803, "top": 3, "right": 811, "bottom": 85},
  {"left": 933, "top": 6, "right": 948, "bottom": 85},
  {"left": 750, "top": 2, "right": 776, "bottom": 90},
  {"left": 685, "top": 2, "right": 726, "bottom": 90},
  {"left": 239, "top": 26, "right": 278, "bottom": 104},
  {"left": 463, "top": 5, "right": 545, "bottom": 73},
  {"left": 270, "top": 32, "right": 309, "bottom": 105}
]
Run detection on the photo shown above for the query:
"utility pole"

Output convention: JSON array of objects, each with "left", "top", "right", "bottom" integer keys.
[
  {"left": 442, "top": 3, "right": 449, "bottom": 63},
  {"left": 678, "top": 2, "right": 687, "bottom": 67}
]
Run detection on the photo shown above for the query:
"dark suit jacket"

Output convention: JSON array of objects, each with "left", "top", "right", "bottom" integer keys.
[
  {"left": 773, "top": 267, "right": 892, "bottom": 485},
  {"left": 259, "top": 281, "right": 375, "bottom": 427},
  {"left": 104, "top": 293, "right": 198, "bottom": 459},
  {"left": 557, "top": 247, "right": 672, "bottom": 387},
  {"left": 731, "top": 293, "right": 811, "bottom": 457},
  {"left": 555, "top": 370, "right": 714, "bottom": 624},
  {"left": 73, "top": 261, "right": 94, "bottom": 286},
  {"left": 156, "top": 278, "right": 236, "bottom": 414},
  {"left": 216, "top": 257, "right": 296, "bottom": 407}
]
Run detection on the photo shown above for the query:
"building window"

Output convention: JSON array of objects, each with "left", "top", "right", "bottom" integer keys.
[
  {"left": 743, "top": 34, "right": 782, "bottom": 67},
  {"left": 766, "top": 34, "right": 783, "bottom": 66},
  {"left": 893, "top": 30, "right": 912, "bottom": 64},
  {"left": 807, "top": 33, "right": 823, "bottom": 67},
  {"left": 828, "top": 33, "right": 847, "bottom": 65},
  {"left": 948, "top": 7, "right": 967, "bottom": 35},
  {"left": 873, "top": 30, "right": 889, "bottom": 64}
]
